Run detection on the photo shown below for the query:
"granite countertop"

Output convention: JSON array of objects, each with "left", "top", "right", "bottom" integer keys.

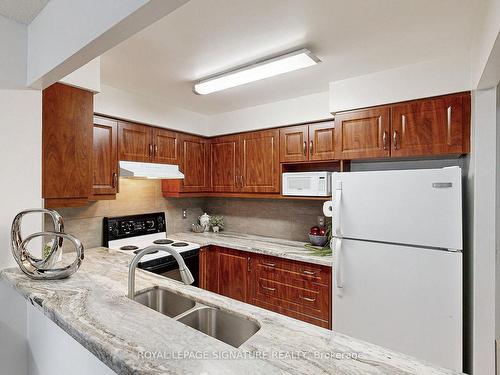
[
  {"left": 169, "top": 231, "right": 333, "bottom": 266},
  {"left": 0, "top": 248, "right": 461, "bottom": 375}
]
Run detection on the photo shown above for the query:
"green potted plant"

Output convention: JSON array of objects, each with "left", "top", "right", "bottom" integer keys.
[{"left": 209, "top": 215, "right": 224, "bottom": 233}]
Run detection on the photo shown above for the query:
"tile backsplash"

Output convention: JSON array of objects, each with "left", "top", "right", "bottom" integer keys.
[
  {"left": 202, "top": 197, "right": 324, "bottom": 242},
  {"left": 47, "top": 179, "right": 326, "bottom": 250}
]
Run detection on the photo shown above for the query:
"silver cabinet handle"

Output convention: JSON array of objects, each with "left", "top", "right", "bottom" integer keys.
[
  {"left": 262, "top": 261, "right": 275, "bottom": 268},
  {"left": 393, "top": 130, "right": 399, "bottom": 150},
  {"left": 155, "top": 144, "right": 158, "bottom": 156},
  {"left": 302, "top": 270, "right": 316, "bottom": 276},
  {"left": 247, "top": 257, "right": 251, "bottom": 272},
  {"left": 299, "top": 295, "right": 316, "bottom": 302},
  {"left": 447, "top": 106, "right": 452, "bottom": 129},
  {"left": 382, "top": 131, "right": 388, "bottom": 150},
  {"left": 112, "top": 172, "right": 117, "bottom": 188},
  {"left": 260, "top": 284, "right": 276, "bottom": 292},
  {"left": 303, "top": 141, "right": 307, "bottom": 156},
  {"left": 309, "top": 140, "right": 313, "bottom": 155},
  {"left": 149, "top": 144, "right": 153, "bottom": 157}
]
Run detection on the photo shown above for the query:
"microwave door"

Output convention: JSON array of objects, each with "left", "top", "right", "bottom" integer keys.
[{"left": 287, "top": 176, "right": 314, "bottom": 196}]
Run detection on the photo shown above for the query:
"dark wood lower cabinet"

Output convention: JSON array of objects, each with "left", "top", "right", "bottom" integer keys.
[{"left": 199, "top": 245, "right": 332, "bottom": 329}]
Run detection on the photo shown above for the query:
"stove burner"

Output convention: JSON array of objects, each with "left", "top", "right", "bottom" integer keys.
[
  {"left": 120, "top": 245, "right": 139, "bottom": 251},
  {"left": 134, "top": 249, "right": 158, "bottom": 254},
  {"left": 153, "top": 239, "right": 174, "bottom": 245},
  {"left": 171, "top": 242, "right": 189, "bottom": 247}
]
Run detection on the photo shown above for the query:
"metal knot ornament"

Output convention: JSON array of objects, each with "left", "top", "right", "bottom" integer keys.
[{"left": 11, "top": 209, "right": 84, "bottom": 280}]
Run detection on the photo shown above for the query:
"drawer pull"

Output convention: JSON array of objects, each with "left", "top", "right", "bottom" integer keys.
[
  {"left": 262, "top": 262, "right": 276, "bottom": 268},
  {"left": 299, "top": 295, "right": 317, "bottom": 302},
  {"left": 260, "top": 284, "right": 276, "bottom": 292},
  {"left": 302, "top": 270, "right": 316, "bottom": 276}
]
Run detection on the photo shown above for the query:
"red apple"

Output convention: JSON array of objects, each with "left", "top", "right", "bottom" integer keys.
[
  {"left": 318, "top": 227, "right": 326, "bottom": 236},
  {"left": 310, "top": 226, "right": 320, "bottom": 235}
]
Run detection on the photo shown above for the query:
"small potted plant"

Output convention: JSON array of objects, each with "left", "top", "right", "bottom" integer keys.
[{"left": 209, "top": 215, "right": 224, "bottom": 233}]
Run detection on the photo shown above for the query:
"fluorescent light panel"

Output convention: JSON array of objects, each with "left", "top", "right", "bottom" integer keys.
[{"left": 194, "top": 49, "right": 320, "bottom": 95}]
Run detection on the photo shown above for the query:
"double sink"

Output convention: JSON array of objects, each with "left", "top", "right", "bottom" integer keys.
[{"left": 134, "top": 286, "right": 260, "bottom": 348}]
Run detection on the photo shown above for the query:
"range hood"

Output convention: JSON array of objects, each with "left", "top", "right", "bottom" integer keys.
[{"left": 119, "top": 161, "right": 184, "bottom": 179}]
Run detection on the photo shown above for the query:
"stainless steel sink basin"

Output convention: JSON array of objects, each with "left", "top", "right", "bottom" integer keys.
[
  {"left": 177, "top": 307, "right": 260, "bottom": 348},
  {"left": 134, "top": 286, "right": 196, "bottom": 318},
  {"left": 133, "top": 286, "right": 260, "bottom": 347}
]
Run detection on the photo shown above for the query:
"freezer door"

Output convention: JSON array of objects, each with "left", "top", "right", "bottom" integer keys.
[
  {"left": 333, "top": 167, "right": 462, "bottom": 250},
  {"left": 333, "top": 239, "right": 462, "bottom": 371}
]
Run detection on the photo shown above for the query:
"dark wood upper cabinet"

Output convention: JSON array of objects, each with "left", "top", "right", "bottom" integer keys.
[
  {"left": 152, "top": 128, "right": 179, "bottom": 164},
  {"left": 280, "top": 122, "right": 335, "bottom": 162},
  {"left": 42, "top": 83, "right": 93, "bottom": 206},
  {"left": 309, "top": 122, "right": 335, "bottom": 161},
  {"left": 390, "top": 92, "right": 470, "bottom": 157},
  {"left": 92, "top": 116, "right": 118, "bottom": 196},
  {"left": 179, "top": 134, "right": 211, "bottom": 192},
  {"left": 334, "top": 107, "right": 391, "bottom": 160},
  {"left": 118, "top": 121, "right": 152, "bottom": 162},
  {"left": 240, "top": 129, "right": 280, "bottom": 193},
  {"left": 210, "top": 135, "right": 240, "bottom": 192},
  {"left": 279, "top": 125, "right": 309, "bottom": 162}
]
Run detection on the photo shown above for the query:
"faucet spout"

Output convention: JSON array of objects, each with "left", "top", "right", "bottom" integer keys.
[{"left": 128, "top": 245, "right": 195, "bottom": 299}]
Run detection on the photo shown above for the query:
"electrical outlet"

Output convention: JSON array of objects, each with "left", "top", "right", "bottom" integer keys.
[{"left": 182, "top": 209, "right": 187, "bottom": 219}]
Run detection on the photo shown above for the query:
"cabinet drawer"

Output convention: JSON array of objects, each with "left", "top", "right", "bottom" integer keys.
[
  {"left": 252, "top": 298, "right": 330, "bottom": 329},
  {"left": 256, "top": 278, "right": 326, "bottom": 312},
  {"left": 255, "top": 255, "right": 330, "bottom": 286}
]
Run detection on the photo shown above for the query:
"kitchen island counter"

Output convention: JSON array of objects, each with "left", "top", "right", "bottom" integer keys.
[{"left": 0, "top": 248, "right": 461, "bottom": 375}]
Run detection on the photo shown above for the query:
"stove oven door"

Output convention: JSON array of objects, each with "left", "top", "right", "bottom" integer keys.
[{"left": 138, "top": 249, "right": 199, "bottom": 287}]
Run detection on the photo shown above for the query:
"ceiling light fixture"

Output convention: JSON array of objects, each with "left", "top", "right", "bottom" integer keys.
[{"left": 193, "top": 48, "right": 320, "bottom": 95}]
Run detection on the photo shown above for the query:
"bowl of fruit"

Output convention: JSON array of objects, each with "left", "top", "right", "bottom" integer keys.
[{"left": 308, "top": 226, "right": 328, "bottom": 247}]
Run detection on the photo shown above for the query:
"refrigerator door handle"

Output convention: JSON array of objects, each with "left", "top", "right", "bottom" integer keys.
[
  {"left": 334, "top": 237, "right": 343, "bottom": 289},
  {"left": 334, "top": 181, "right": 342, "bottom": 237}
]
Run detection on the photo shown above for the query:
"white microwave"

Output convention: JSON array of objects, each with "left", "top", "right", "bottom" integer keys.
[{"left": 282, "top": 172, "right": 332, "bottom": 197}]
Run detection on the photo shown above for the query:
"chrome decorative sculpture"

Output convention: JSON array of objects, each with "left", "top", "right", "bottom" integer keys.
[{"left": 11, "top": 209, "right": 84, "bottom": 280}]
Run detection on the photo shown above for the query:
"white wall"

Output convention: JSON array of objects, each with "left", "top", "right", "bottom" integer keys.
[
  {"left": 206, "top": 91, "right": 332, "bottom": 136},
  {"left": 27, "top": 0, "right": 189, "bottom": 88},
  {"left": 95, "top": 84, "right": 209, "bottom": 135},
  {"left": 469, "top": 87, "right": 498, "bottom": 375},
  {"left": 0, "top": 15, "right": 27, "bottom": 89},
  {"left": 0, "top": 90, "right": 42, "bottom": 270},
  {"left": 471, "top": 0, "right": 500, "bottom": 89},
  {"left": 0, "top": 282, "right": 28, "bottom": 375},
  {"left": 28, "top": 303, "right": 116, "bottom": 375},
  {"left": 60, "top": 57, "right": 101, "bottom": 93},
  {"left": 329, "top": 56, "right": 471, "bottom": 113}
]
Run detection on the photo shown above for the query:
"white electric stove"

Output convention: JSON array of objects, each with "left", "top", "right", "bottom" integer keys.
[{"left": 103, "top": 212, "right": 200, "bottom": 285}]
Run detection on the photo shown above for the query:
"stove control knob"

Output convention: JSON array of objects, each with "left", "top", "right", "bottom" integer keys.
[
  {"left": 146, "top": 220, "right": 155, "bottom": 229},
  {"left": 158, "top": 222, "right": 164, "bottom": 231}
]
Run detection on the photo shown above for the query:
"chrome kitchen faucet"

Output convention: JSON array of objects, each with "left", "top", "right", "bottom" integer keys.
[{"left": 128, "top": 246, "right": 195, "bottom": 299}]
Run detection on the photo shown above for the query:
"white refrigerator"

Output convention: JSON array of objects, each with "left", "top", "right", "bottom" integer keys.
[{"left": 328, "top": 167, "right": 462, "bottom": 371}]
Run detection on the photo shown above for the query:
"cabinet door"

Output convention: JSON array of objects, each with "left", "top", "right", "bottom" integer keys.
[
  {"left": 92, "top": 116, "right": 118, "bottom": 195},
  {"left": 279, "top": 125, "right": 308, "bottom": 162},
  {"left": 240, "top": 129, "right": 280, "bottom": 193},
  {"left": 309, "top": 122, "right": 335, "bottom": 161},
  {"left": 334, "top": 107, "right": 391, "bottom": 160},
  {"left": 179, "top": 134, "right": 211, "bottom": 192},
  {"left": 42, "top": 83, "right": 93, "bottom": 200},
  {"left": 199, "top": 246, "right": 218, "bottom": 293},
  {"left": 391, "top": 93, "right": 469, "bottom": 157},
  {"left": 118, "top": 121, "right": 152, "bottom": 162},
  {"left": 217, "top": 248, "right": 249, "bottom": 302},
  {"left": 210, "top": 135, "right": 240, "bottom": 192},
  {"left": 152, "top": 128, "right": 179, "bottom": 164}
]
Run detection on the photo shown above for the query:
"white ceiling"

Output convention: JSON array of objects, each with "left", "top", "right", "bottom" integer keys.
[
  {"left": 101, "top": 0, "right": 482, "bottom": 115},
  {"left": 0, "top": 0, "right": 49, "bottom": 24}
]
